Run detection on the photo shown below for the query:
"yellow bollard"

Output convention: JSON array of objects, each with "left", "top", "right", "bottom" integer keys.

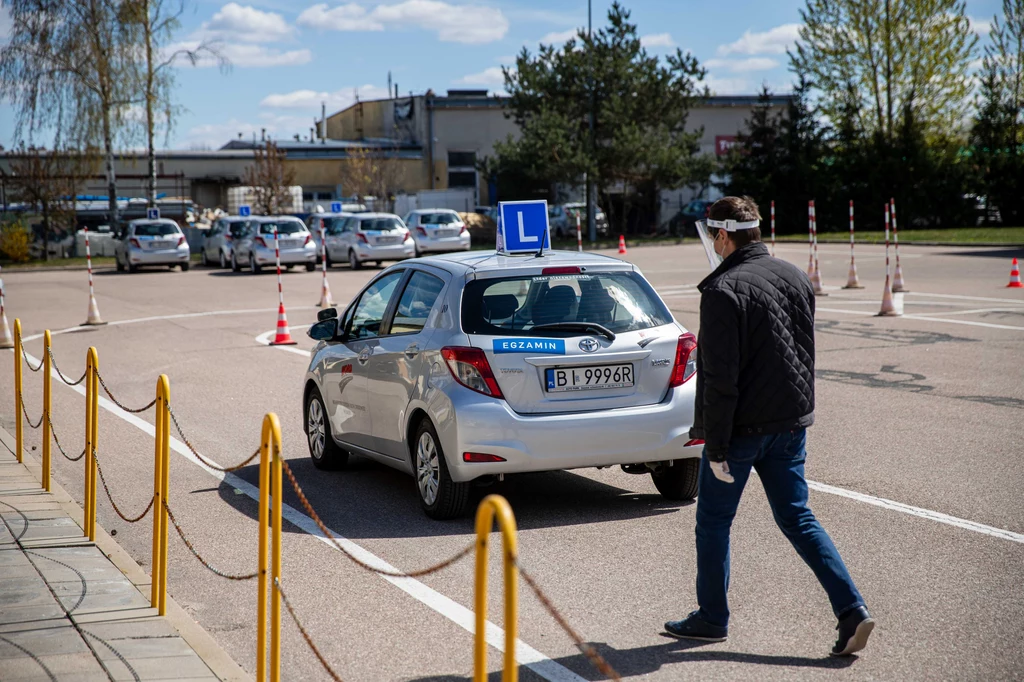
[
  {"left": 13, "top": 319, "right": 23, "bottom": 463},
  {"left": 150, "top": 375, "right": 171, "bottom": 613},
  {"left": 42, "top": 330, "right": 51, "bottom": 491},
  {"left": 84, "top": 347, "right": 99, "bottom": 542},
  {"left": 83, "top": 347, "right": 93, "bottom": 538},
  {"left": 473, "top": 494, "right": 519, "bottom": 682},
  {"left": 256, "top": 413, "right": 283, "bottom": 682}
]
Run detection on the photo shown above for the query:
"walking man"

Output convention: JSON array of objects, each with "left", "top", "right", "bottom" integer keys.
[{"left": 665, "top": 196, "right": 874, "bottom": 656}]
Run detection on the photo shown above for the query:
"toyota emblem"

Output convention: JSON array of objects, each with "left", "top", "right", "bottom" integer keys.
[{"left": 579, "top": 338, "right": 600, "bottom": 353}]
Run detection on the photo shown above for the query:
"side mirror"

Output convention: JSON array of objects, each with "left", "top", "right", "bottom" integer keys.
[
  {"left": 317, "top": 307, "right": 338, "bottom": 322},
  {"left": 308, "top": 319, "right": 337, "bottom": 342}
]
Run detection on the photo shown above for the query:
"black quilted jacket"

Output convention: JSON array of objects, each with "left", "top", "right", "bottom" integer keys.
[{"left": 689, "top": 241, "right": 815, "bottom": 461}]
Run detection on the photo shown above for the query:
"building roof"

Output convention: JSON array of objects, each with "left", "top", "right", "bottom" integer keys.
[{"left": 218, "top": 138, "right": 423, "bottom": 159}]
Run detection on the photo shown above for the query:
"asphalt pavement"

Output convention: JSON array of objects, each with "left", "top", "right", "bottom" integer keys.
[{"left": 1, "top": 239, "right": 1022, "bottom": 681}]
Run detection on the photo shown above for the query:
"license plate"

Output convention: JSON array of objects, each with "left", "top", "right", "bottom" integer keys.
[
  {"left": 376, "top": 236, "right": 400, "bottom": 244},
  {"left": 545, "top": 364, "right": 633, "bottom": 392},
  {"left": 438, "top": 228, "right": 457, "bottom": 237}
]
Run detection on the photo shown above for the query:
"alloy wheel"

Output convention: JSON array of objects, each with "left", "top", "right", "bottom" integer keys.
[
  {"left": 416, "top": 432, "right": 440, "bottom": 506},
  {"left": 307, "top": 398, "right": 325, "bottom": 461}
]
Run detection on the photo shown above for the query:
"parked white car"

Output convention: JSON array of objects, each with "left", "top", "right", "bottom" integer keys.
[
  {"left": 114, "top": 219, "right": 190, "bottom": 273},
  {"left": 404, "top": 209, "right": 471, "bottom": 256}
]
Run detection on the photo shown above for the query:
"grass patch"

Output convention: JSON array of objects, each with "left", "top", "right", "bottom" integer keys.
[
  {"left": 777, "top": 226, "right": 1024, "bottom": 245},
  {"left": 1, "top": 256, "right": 118, "bottom": 270}
]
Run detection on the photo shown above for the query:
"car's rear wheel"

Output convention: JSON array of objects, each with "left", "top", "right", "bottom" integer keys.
[
  {"left": 201, "top": 250, "right": 210, "bottom": 266},
  {"left": 651, "top": 458, "right": 700, "bottom": 500},
  {"left": 181, "top": 261, "right": 190, "bottom": 272},
  {"left": 231, "top": 252, "right": 240, "bottom": 272},
  {"left": 305, "top": 262, "right": 316, "bottom": 272},
  {"left": 250, "top": 253, "right": 261, "bottom": 274},
  {"left": 348, "top": 249, "right": 362, "bottom": 270},
  {"left": 116, "top": 258, "right": 125, "bottom": 272},
  {"left": 306, "top": 389, "right": 348, "bottom": 470},
  {"left": 414, "top": 419, "right": 469, "bottom": 519},
  {"left": 219, "top": 250, "right": 227, "bottom": 268}
]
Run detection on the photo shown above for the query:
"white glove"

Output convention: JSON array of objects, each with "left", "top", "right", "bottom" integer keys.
[{"left": 709, "top": 460, "right": 735, "bottom": 484}]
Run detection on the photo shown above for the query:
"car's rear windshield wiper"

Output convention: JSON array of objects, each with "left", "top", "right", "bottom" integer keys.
[{"left": 532, "top": 322, "right": 616, "bottom": 342}]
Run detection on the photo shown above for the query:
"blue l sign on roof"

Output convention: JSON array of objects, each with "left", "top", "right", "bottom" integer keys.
[
  {"left": 239, "top": 205, "right": 251, "bottom": 217},
  {"left": 330, "top": 201, "right": 342, "bottom": 213},
  {"left": 498, "top": 200, "right": 550, "bottom": 254},
  {"left": 146, "top": 208, "right": 160, "bottom": 220}
]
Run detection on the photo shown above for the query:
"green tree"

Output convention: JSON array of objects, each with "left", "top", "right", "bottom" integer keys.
[
  {"left": 495, "top": 2, "right": 709, "bottom": 233},
  {"left": 720, "top": 86, "right": 784, "bottom": 221},
  {"left": 792, "top": 0, "right": 977, "bottom": 142}
]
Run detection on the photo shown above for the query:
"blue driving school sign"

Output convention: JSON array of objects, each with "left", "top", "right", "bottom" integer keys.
[
  {"left": 146, "top": 208, "right": 160, "bottom": 220},
  {"left": 498, "top": 200, "right": 550, "bottom": 254},
  {"left": 330, "top": 201, "right": 342, "bottom": 213},
  {"left": 239, "top": 205, "right": 251, "bottom": 217}
]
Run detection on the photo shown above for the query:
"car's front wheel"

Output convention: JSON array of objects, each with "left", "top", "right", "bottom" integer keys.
[
  {"left": 181, "top": 261, "right": 190, "bottom": 272},
  {"left": 231, "top": 252, "right": 240, "bottom": 272},
  {"left": 306, "top": 389, "right": 349, "bottom": 470},
  {"left": 250, "top": 253, "right": 261, "bottom": 274},
  {"left": 651, "top": 458, "right": 699, "bottom": 501},
  {"left": 348, "top": 250, "right": 362, "bottom": 270},
  {"left": 219, "top": 250, "right": 227, "bottom": 268},
  {"left": 201, "top": 250, "right": 210, "bottom": 266},
  {"left": 414, "top": 419, "right": 469, "bottom": 519},
  {"left": 305, "top": 262, "right": 316, "bottom": 272}
]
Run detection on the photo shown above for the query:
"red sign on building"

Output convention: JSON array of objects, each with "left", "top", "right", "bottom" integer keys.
[{"left": 715, "top": 135, "right": 738, "bottom": 156}]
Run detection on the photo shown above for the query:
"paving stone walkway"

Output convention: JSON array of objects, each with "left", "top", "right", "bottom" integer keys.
[{"left": 0, "top": 442, "right": 223, "bottom": 681}]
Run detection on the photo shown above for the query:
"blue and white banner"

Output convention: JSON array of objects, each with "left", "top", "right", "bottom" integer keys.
[{"left": 492, "top": 338, "right": 565, "bottom": 354}]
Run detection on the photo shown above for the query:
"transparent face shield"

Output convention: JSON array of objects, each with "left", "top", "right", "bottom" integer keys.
[{"left": 695, "top": 220, "right": 723, "bottom": 270}]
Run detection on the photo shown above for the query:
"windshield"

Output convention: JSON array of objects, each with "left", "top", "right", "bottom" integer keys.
[
  {"left": 228, "top": 221, "right": 251, "bottom": 237},
  {"left": 462, "top": 271, "right": 672, "bottom": 336},
  {"left": 322, "top": 217, "right": 348, "bottom": 234},
  {"left": 358, "top": 217, "right": 404, "bottom": 232},
  {"left": 133, "top": 223, "right": 179, "bottom": 237},
  {"left": 258, "top": 221, "right": 304, "bottom": 235},
  {"left": 420, "top": 212, "right": 461, "bottom": 225}
]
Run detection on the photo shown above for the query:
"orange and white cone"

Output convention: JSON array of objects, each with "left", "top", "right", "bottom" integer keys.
[
  {"left": 877, "top": 275, "right": 900, "bottom": 316},
  {"left": 271, "top": 303, "right": 296, "bottom": 345},
  {"left": 84, "top": 291, "right": 105, "bottom": 325},
  {"left": 844, "top": 260, "right": 863, "bottom": 289},
  {"left": 0, "top": 271, "right": 12, "bottom": 349},
  {"left": 1007, "top": 258, "right": 1022, "bottom": 288},
  {"left": 317, "top": 277, "right": 335, "bottom": 308},
  {"left": 892, "top": 261, "right": 907, "bottom": 292},
  {"left": 811, "top": 262, "right": 827, "bottom": 296},
  {"left": 618, "top": 235, "right": 627, "bottom": 255}
]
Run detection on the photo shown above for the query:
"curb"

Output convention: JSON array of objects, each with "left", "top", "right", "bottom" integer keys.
[
  {"left": 0, "top": 424, "right": 253, "bottom": 682},
  {"left": 776, "top": 239, "right": 1024, "bottom": 248},
  {"left": 0, "top": 265, "right": 118, "bottom": 273}
]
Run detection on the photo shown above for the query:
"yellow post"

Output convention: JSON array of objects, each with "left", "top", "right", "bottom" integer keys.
[
  {"left": 42, "top": 330, "right": 51, "bottom": 491},
  {"left": 256, "top": 413, "right": 282, "bottom": 682},
  {"left": 157, "top": 375, "right": 170, "bottom": 616},
  {"left": 13, "top": 318, "right": 23, "bottom": 463},
  {"left": 151, "top": 375, "right": 170, "bottom": 613},
  {"left": 473, "top": 494, "right": 519, "bottom": 682},
  {"left": 86, "top": 347, "right": 99, "bottom": 542},
  {"left": 269, "top": 413, "right": 282, "bottom": 682},
  {"left": 83, "top": 347, "right": 94, "bottom": 538}
]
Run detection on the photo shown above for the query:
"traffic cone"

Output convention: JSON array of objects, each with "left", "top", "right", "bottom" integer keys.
[
  {"left": 811, "top": 262, "right": 827, "bottom": 296},
  {"left": 1007, "top": 258, "right": 1023, "bottom": 288},
  {"left": 844, "top": 260, "right": 863, "bottom": 289},
  {"left": 618, "top": 235, "right": 627, "bottom": 255},
  {"left": 0, "top": 308, "right": 12, "bottom": 349},
  {"left": 807, "top": 254, "right": 816, "bottom": 278},
  {"left": 84, "top": 291, "right": 105, "bottom": 326},
  {"left": 877, "top": 275, "right": 900, "bottom": 316},
  {"left": 271, "top": 303, "right": 297, "bottom": 345},
  {"left": 317, "top": 277, "right": 335, "bottom": 308},
  {"left": 892, "top": 261, "right": 908, "bottom": 292}
]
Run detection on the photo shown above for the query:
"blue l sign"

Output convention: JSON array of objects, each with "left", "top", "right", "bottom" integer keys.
[
  {"left": 498, "top": 200, "right": 550, "bottom": 254},
  {"left": 239, "top": 205, "right": 251, "bottom": 217},
  {"left": 330, "top": 201, "right": 342, "bottom": 213},
  {"left": 147, "top": 208, "right": 160, "bottom": 220}
]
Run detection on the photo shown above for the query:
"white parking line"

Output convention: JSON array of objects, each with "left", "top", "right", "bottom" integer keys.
[
  {"left": 901, "top": 315, "right": 1024, "bottom": 331},
  {"left": 255, "top": 328, "right": 314, "bottom": 357}
]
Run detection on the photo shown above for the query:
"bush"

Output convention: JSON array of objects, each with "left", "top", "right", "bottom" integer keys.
[{"left": 0, "top": 218, "right": 33, "bottom": 262}]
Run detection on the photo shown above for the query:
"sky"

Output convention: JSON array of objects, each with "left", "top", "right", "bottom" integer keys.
[{"left": 0, "top": 0, "right": 1006, "bottom": 150}]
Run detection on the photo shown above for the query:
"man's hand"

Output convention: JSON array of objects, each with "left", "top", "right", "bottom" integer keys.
[{"left": 709, "top": 460, "right": 735, "bottom": 484}]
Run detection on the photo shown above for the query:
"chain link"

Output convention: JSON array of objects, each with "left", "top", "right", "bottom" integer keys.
[
  {"left": 92, "top": 450, "right": 154, "bottom": 523},
  {"left": 162, "top": 500, "right": 259, "bottom": 581},
  {"left": 275, "top": 578, "right": 344, "bottom": 682},
  {"left": 47, "top": 348, "right": 87, "bottom": 386},
  {"left": 20, "top": 395, "right": 44, "bottom": 429},
  {"left": 516, "top": 561, "right": 622, "bottom": 681},
  {"left": 166, "top": 403, "right": 260, "bottom": 472},
  {"left": 95, "top": 372, "right": 157, "bottom": 413},
  {"left": 280, "top": 459, "right": 474, "bottom": 577},
  {"left": 22, "top": 346, "right": 43, "bottom": 373},
  {"left": 47, "top": 413, "right": 85, "bottom": 461}
]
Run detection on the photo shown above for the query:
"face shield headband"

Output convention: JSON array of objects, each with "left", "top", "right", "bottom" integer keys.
[{"left": 700, "top": 218, "right": 761, "bottom": 232}]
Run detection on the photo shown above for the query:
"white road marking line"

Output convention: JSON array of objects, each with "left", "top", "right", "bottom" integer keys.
[
  {"left": 922, "top": 307, "right": 1024, "bottom": 317},
  {"left": 12, "top": 344, "right": 585, "bottom": 682},
  {"left": 816, "top": 308, "right": 877, "bottom": 316},
  {"left": 907, "top": 292, "right": 1024, "bottom": 304},
  {"left": 807, "top": 481, "right": 1024, "bottom": 544},
  {"left": 901, "top": 315, "right": 1024, "bottom": 331},
  {"left": 255, "top": 328, "right": 314, "bottom": 357}
]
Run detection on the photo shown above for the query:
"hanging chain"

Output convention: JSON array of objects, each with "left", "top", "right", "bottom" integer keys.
[
  {"left": 275, "top": 577, "right": 344, "bottom": 682},
  {"left": 162, "top": 500, "right": 258, "bottom": 581},
  {"left": 47, "top": 413, "right": 85, "bottom": 461},
  {"left": 48, "top": 348, "right": 88, "bottom": 386},
  {"left": 20, "top": 395, "right": 44, "bottom": 429},
  {"left": 95, "top": 372, "right": 157, "bottom": 413},
  {"left": 165, "top": 403, "right": 260, "bottom": 472},
  {"left": 92, "top": 450, "right": 154, "bottom": 523},
  {"left": 22, "top": 346, "right": 43, "bottom": 372}
]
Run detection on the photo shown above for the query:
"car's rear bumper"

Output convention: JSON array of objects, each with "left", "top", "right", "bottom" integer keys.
[
  {"left": 253, "top": 246, "right": 317, "bottom": 264},
  {"left": 435, "top": 380, "right": 699, "bottom": 483},
  {"left": 354, "top": 242, "right": 415, "bottom": 261},
  {"left": 128, "top": 248, "right": 190, "bottom": 265},
  {"left": 415, "top": 235, "right": 471, "bottom": 253}
]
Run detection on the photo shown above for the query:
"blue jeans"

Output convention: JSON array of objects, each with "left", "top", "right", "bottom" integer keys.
[{"left": 695, "top": 429, "right": 865, "bottom": 627}]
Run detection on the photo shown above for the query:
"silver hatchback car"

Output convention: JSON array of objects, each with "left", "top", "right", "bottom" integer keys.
[
  {"left": 232, "top": 216, "right": 317, "bottom": 273},
  {"left": 115, "top": 219, "right": 190, "bottom": 273},
  {"left": 302, "top": 250, "right": 700, "bottom": 519}
]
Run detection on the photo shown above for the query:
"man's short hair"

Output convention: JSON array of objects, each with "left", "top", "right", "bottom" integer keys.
[{"left": 708, "top": 196, "right": 762, "bottom": 247}]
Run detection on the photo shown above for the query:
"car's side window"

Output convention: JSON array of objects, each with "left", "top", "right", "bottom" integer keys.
[
  {"left": 348, "top": 271, "right": 405, "bottom": 341},
  {"left": 388, "top": 271, "right": 445, "bottom": 335}
]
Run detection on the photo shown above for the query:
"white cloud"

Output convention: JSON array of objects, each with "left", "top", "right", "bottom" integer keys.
[
  {"left": 705, "top": 76, "right": 750, "bottom": 95},
  {"left": 298, "top": 1, "right": 509, "bottom": 44},
  {"left": 538, "top": 28, "right": 580, "bottom": 45},
  {"left": 201, "top": 3, "right": 294, "bottom": 42},
  {"left": 183, "top": 119, "right": 265, "bottom": 148},
  {"left": 169, "top": 41, "right": 311, "bottom": 67},
  {"left": 0, "top": 7, "right": 12, "bottom": 42},
  {"left": 641, "top": 33, "right": 675, "bottom": 48},
  {"left": 260, "top": 85, "right": 392, "bottom": 111},
  {"left": 455, "top": 66, "right": 507, "bottom": 86},
  {"left": 705, "top": 57, "right": 779, "bottom": 72},
  {"left": 968, "top": 16, "right": 991, "bottom": 35},
  {"left": 718, "top": 23, "right": 801, "bottom": 56}
]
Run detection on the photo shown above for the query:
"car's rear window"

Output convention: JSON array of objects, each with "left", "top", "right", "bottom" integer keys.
[
  {"left": 133, "top": 223, "right": 179, "bottom": 237},
  {"left": 259, "top": 221, "right": 304, "bottom": 235},
  {"left": 359, "top": 217, "right": 404, "bottom": 232},
  {"left": 228, "top": 221, "right": 251, "bottom": 237},
  {"left": 462, "top": 271, "right": 672, "bottom": 336},
  {"left": 420, "top": 212, "right": 460, "bottom": 225}
]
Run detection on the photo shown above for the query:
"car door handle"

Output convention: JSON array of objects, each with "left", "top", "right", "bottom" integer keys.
[{"left": 404, "top": 344, "right": 419, "bottom": 358}]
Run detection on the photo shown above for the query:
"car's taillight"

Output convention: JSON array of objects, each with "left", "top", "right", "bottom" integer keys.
[
  {"left": 463, "top": 452, "right": 506, "bottom": 463},
  {"left": 255, "top": 236, "right": 267, "bottom": 248},
  {"left": 176, "top": 236, "right": 185, "bottom": 247},
  {"left": 416, "top": 227, "right": 427, "bottom": 237},
  {"left": 441, "top": 347, "right": 504, "bottom": 398},
  {"left": 684, "top": 439, "right": 705, "bottom": 447},
  {"left": 356, "top": 232, "right": 368, "bottom": 244},
  {"left": 458, "top": 224, "right": 467, "bottom": 235},
  {"left": 225, "top": 235, "right": 233, "bottom": 241},
  {"left": 304, "top": 234, "right": 312, "bottom": 245},
  {"left": 129, "top": 238, "right": 141, "bottom": 248},
  {"left": 669, "top": 333, "right": 698, "bottom": 387}
]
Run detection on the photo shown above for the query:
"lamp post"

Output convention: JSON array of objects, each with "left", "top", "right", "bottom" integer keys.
[{"left": 586, "top": 0, "right": 597, "bottom": 243}]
